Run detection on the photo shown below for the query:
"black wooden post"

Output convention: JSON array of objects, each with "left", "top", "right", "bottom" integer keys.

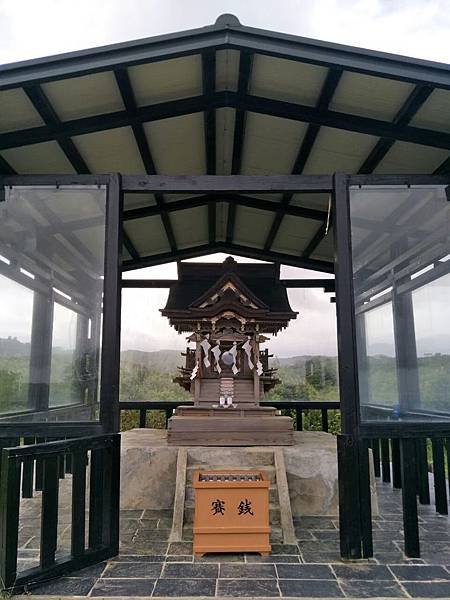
[
  {"left": 21, "top": 436, "right": 34, "bottom": 498},
  {"left": 295, "top": 408, "right": 303, "bottom": 431},
  {"left": 28, "top": 290, "right": 54, "bottom": 412},
  {"left": 333, "top": 172, "right": 372, "bottom": 558},
  {"left": 71, "top": 450, "right": 87, "bottom": 558},
  {"left": 0, "top": 450, "right": 21, "bottom": 589},
  {"left": 432, "top": 438, "right": 448, "bottom": 515},
  {"left": 40, "top": 455, "right": 59, "bottom": 568},
  {"left": 321, "top": 409, "right": 329, "bottom": 432},
  {"left": 100, "top": 174, "right": 122, "bottom": 433},
  {"left": 391, "top": 438, "right": 402, "bottom": 489},
  {"left": 371, "top": 439, "right": 381, "bottom": 478},
  {"left": 400, "top": 438, "right": 420, "bottom": 557},
  {"left": 380, "top": 438, "right": 391, "bottom": 483},
  {"left": 416, "top": 438, "right": 430, "bottom": 505},
  {"left": 88, "top": 448, "right": 105, "bottom": 549}
]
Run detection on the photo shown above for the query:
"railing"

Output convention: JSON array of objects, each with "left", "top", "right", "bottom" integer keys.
[
  {"left": 0, "top": 434, "right": 120, "bottom": 592},
  {"left": 366, "top": 434, "right": 449, "bottom": 558},
  {"left": 119, "top": 400, "right": 341, "bottom": 433}
]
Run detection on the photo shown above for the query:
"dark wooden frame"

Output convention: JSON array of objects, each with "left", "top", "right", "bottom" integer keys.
[{"left": 0, "top": 174, "right": 122, "bottom": 437}]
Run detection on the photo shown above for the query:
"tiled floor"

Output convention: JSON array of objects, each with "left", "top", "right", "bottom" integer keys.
[{"left": 16, "top": 482, "right": 450, "bottom": 598}]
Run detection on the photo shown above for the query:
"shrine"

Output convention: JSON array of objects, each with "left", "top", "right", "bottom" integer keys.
[{"left": 161, "top": 256, "right": 296, "bottom": 445}]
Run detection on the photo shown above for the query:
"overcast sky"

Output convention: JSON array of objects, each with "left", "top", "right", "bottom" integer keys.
[
  {"left": 1, "top": 0, "right": 450, "bottom": 65},
  {"left": 1, "top": 0, "right": 448, "bottom": 359}
]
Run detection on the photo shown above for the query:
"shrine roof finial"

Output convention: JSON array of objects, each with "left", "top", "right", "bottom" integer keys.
[{"left": 215, "top": 14, "right": 241, "bottom": 27}]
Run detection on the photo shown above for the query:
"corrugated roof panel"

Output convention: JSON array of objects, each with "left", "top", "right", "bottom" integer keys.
[
  {"left": 0, "top": 88, "right": 44, "bottom": 133},
  {"left": 241, "top": 112, "right": 307, "bottom": 175},
  {"left": 72, "top": 126, "right": 144, "bottom": 174},
  {"left": 271, "top": 215, "right": 320, "bottom": 255},
  {"left": 124, "top": 215, "right": 169, "bottom": 256},
  {"left": 410, "top": 89, "right": 450, "bottom": 134},
  {"left": 374, "top": 141, "right": 449, "bottom": 174},
  {"left": 144, "top": 113, "right": 206, "bottom": 175},
  {"left": 303, "top": 127, "right": 378, "bottom": 174},
  {"left": 128, "top": 55, "right": 202, "bottom": 106},
  {"left": 330, "top": 71, "right": 414, "bottom": 121},
  {"left": 290, "top": 192, "right": 331, "bottom": 211},
  {"left": 310, "top": 227, "right": 334, "bottom": 262},
  {"left": 170, "top": 205, "right": 208, "bottom": 249},
  {"left": 216, "top": 49, "right": 240, "bottom": 92},
  {"left": 250, "top": 54, "right": 327, "bottom": 106},
  {"left": 123, "top": 193, "right": 157, "bottom": 211},
  {"left": 1, "top": 141, "right": 75, "bottom": 174},
  {"left": 216, "top": 107, "right": 235, "bottom": 175},
  {"left": 233, "top": 205, "right": 274, "bottom": 248},
  {"left": 42, "top": 72, "right": 124, "bottom": 121}
]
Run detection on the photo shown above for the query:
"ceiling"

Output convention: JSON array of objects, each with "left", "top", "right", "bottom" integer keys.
[{"left": 1, "top": 13, "right": 449, "bottom": 273}]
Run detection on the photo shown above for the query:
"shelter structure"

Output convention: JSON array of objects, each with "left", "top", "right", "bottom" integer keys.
[
  {"left": 161, "top": 256, "right": 296, "bottom": 445},
  {"left": 0, "top": 12, "right": 450, "bottom": 592}
]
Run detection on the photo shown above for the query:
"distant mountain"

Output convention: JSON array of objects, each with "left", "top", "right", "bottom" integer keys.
[
  {"left": 121, "top": 349, "right": 182, "bottom": 371},
  {"left": 0, "top": 337, "right": 30, "bottom": 357}
]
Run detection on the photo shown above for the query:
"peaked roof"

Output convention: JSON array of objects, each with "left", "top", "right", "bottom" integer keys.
[
  {"left": 1, "top": 14, "right": 449, "bottom": 272},
  {"left": 162, "top": 257, "right": 295, "bottom": 315}
]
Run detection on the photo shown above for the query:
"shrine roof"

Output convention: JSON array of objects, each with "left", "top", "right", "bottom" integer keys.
[{"left": 162, "top": 257, "right": 294, "bottom": 314}]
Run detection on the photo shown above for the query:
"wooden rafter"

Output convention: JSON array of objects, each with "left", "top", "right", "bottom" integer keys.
[
  {"left": 202, "top": 51, "right": 217, "bottom": 243},
  {"left": 263, "top": 68, "right": 342, "bottom": 251},
  {"left": 23, "top": 85, "right": 90, "bottom": 174},
  {"left": 114, "top": 68, "right": 176, "bottom": 254},
  {"left": 358, "top": 84, "right": 434, "bottom": 174}
]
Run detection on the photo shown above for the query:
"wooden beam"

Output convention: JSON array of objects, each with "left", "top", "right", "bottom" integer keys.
[
  {"left": 122, "top": 229, "right": 140, "bottom": 262},
  {"left": 122, "top": 240, "right": 333, "bottom": 273},
  {"left": 122, "top": 174, "right": 332, "bottom": 193},
  {"left": 122, "top": 242, "right": 220, "bottom": 271},
  {"left": 121, "top": 279, "right": 177, "bottom": 288},
  {"left": 358, "top": 85, "right": 433, "bottom": 173},
  {"left": 114, "top": 68, "right": 176, "bottom": 253},
  {"left": 263, "top": 68, "right": 342, "bottom": 251},
  {"left": 123, "top": 193, "right": 327, "bottom": 222},
  {"left": 226, "top": 242, "right": 334, "bottom": 273},
  {"left": 0, "top": 154, "right": 16, "bottom": 175},
  {"left": 227, "top": 52, "right": 253, "bottom": 244},
  {"left": 434, "top": 156, "right": 450, "bottom": 175},
  {"left": 3, "top": 90, "right": 450, "bottom": 152},
  {"left": 303, "top": 219, "right": 329, "bottom": 259},
  {"left": 202, "top": 52, "right": 217, "bottom": 243},
  {"left": 23, "top": 85, "right": 90, "bottom": 174}
]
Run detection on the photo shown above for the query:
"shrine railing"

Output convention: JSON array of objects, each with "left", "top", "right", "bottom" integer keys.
[{"left": 118, "top": 400, "right": 341, "bottom": 433}]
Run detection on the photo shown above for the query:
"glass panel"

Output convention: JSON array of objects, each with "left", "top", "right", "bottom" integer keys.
[
  {"left": 0, "top": 274, "right": 33, "bottom": 415},
  {"left": 0, "top": 185, "right": 106, "bottom": 422},
  {"left": 412, "top": 272, "right": 450, "bottom": 413},
  {"left": 350, "top": 184, "right": 450, "bottom": 423},
  {"left": 49, "top": 302, "right": 78, "bottom": 408}
]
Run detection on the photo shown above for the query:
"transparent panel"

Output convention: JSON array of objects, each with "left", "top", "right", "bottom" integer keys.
[
  {"left": 0, "top": 185, "right": 106, "bottom": 422},
  {"left": 0, "top": 274, "right": 33, "bottom": 415},
  {"left": 350, "top": 184, "right": 450, "bottom": 423}
]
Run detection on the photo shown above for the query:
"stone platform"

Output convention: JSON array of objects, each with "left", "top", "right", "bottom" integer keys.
[{"left": 121, "top": 429, "right": 344, "bottom": 518}]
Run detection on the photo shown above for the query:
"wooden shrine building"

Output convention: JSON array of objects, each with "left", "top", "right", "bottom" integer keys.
[{"left": 161, "top": 256, "right": 297, "bottom": 445}]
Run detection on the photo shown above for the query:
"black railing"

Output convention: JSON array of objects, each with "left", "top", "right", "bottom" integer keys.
[
  {"left": 368, "top": 435, "right": 450, "bottom": 556},
  {"left": 0, "top": 434, "right": 120, "bottom": 592},
  {"left": 119, "top": 400, "right": 341, "bottom": 433}
]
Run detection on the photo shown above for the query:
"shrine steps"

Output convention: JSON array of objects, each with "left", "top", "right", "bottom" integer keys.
[{"left": 169, "top": 447, "right": 296, "bottom": 546}]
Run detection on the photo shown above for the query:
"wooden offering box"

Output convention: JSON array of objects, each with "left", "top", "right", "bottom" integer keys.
[{"left": 193, "top": 470, "right": 271, "bottom": 557}]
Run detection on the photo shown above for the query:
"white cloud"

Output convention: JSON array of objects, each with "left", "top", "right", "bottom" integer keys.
[{"left": 1, "top": 0, "right": 449, "bottom": 64}]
